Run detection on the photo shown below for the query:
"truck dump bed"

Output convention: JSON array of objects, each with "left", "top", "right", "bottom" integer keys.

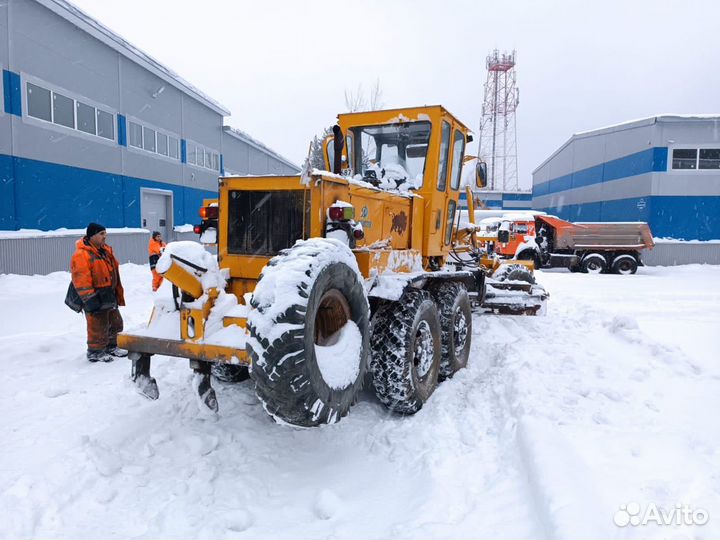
[{"left": 537, "top": 216, "right": 654, "bottom": 251}]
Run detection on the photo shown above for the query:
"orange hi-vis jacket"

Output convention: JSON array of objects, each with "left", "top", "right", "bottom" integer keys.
[
  {"left": 148, "top": 238, "right": 165, "bottom": 269},
  {"left": 71, "top": 238, "right": 125, "bottom": 307}
]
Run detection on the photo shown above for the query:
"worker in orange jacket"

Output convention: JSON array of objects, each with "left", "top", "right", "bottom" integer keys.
[
  {"left": 69, "top": 223, "right": 127, "bottom": 363},
  {"left": 148, "top": 231, "right": 166, "bottom": 291}
]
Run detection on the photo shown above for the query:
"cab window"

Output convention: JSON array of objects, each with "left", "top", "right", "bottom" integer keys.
[
  {"left": 449, "top": 130, "right": 465, "bottom": 190},
  {"left": 444, "top": 200, "right": 457, "bottom": 245},
  {"left": 437, "top": 121, "right": 451, "bottom": 191},
  {"left": 350, "top": 121, "right": 431, "bottom": 190}
]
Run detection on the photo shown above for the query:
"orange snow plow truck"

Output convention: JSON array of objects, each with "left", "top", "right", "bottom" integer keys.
[
  {"left": 491, "top": 215, "right": 654, "bottom": 274},
  {"left": 117, "top": 105, "right": 547, "bottom": 427}
]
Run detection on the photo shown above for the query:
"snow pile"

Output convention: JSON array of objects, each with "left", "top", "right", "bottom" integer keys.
[
  {"left": 314, "top": 321, "right": 363, "bottom": 389},
  {"left": 0, "top": 263, "right": 719, "bottom": 538}
]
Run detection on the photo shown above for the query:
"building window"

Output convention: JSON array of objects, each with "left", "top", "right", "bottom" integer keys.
[
  {"left": 143, "top": 126, "right": 156, "bottom": 152},
  {"left": 129, "top": 121, "right": 143, "bottom": 148},
  {"left": 27, "top": 83, "right": 51, "bottom": 122},
  {"left": 185, "top": 140, "right": 220, "bottom": 171},
  {"left": 52, "top": 92, "right": 74, "bottom": 128},
  {"left": 699, "top": 148, "right": 720, "bottom": 169},
  {"left": 97, "top": 109, "right": 114, "bottom": 140},
  {"left": 157, "top": 132, "right": 168, "bottom": 156},
  {"left": 76, "top": 101, "right": 96, "bottom": 135},
  {"left": 672, "top": 147, "right": 720, "bottom": 170},
  {"left": 26, "top": 79, "right": 115, "bottom": 142},
  {"left": 169, "top": 137, "right": 179, "bottom": 159}
]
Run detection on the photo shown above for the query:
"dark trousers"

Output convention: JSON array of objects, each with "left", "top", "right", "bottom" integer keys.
[{"left": 85, "top": 308, "right": 124, "bottom": 351}]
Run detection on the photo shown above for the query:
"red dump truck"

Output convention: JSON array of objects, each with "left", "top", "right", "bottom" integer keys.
[{"left": 493, "top": 215, "right": 654, "bottom": 274}]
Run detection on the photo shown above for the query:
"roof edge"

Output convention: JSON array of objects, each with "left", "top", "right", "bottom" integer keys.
[
  {"left": 533, "top": 114, "right": 720, "bottom": 175},
  {"left": 223, "top": 126, "right": 300, "bottom": 171}
]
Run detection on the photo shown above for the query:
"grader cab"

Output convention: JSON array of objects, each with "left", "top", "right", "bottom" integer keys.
[{"left": 118, "top": 105, "right": 546, "bottom": 426}]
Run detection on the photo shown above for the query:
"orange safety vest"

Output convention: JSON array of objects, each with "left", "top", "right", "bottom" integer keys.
[
  {"left": 70, "top": 238, "right": 125, "bottom": 306},
  {"left": 148, "top": 238, "right": 165, "bottom": 257}
]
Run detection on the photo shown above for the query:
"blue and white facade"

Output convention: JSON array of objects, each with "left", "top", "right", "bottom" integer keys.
[
  {"left": 459, "top": 190, "right": 532, "bottom": 211},
  {"left": 532, "top": 116, "right": 720, "bottom": 240},
  {"left": 0, "top": 0, "right": 298, "bottom": 234}
]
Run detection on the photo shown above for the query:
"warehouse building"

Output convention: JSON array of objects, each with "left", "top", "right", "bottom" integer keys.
[
  {"left": 532, "top": 115, "right": 720, "bottom": 240},
  {"left": 0, "top": 0, "right": 298, "bottom": 239}
]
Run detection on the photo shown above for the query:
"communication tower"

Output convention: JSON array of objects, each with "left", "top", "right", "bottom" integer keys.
[{"left": 478, "top": 49, "right": 519, "bottom": 191}]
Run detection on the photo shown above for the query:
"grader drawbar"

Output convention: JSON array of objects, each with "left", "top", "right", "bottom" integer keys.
[{"left": 118, "top": 105, "right": 548, "bottom": 426}]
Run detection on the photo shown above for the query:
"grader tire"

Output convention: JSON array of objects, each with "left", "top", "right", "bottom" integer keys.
[
  {"left": 247, "top": 240, "right": 370, "bottom": 427},
  {"left": 430, "top": 282, "right": 472, "bottom": 379},
  {"left": 370, "top": 290, "right": 441, "bottom": 414}
]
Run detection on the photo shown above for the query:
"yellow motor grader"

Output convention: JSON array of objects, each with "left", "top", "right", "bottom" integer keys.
[{"left": 118, "top": 105, "right": 547, "bottom": 426}]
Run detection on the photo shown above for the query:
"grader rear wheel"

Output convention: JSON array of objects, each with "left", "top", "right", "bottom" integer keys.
[
  {"left": 247, "top": 240, "right": 370, "bottom": 427},
  {"left": 430, "top": 282, "right": 472, "bottom": 379},
  {"left": 370, "top": 290, "right": 441, "bottom": 414}
]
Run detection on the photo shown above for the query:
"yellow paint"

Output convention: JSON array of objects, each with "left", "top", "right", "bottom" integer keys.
[{"left": 161, "top": 261, "right": 203, "bottom": 299}]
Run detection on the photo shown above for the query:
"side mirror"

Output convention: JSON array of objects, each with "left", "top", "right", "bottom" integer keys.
[
  {"left": 497, "top": 229, "right": 510, "bottom": 243},
  {"left": 476, "top": 161, "right": 487, "bottom": 189}
]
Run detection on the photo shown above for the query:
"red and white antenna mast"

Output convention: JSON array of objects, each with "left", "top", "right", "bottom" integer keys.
[{"left": 479, "top": 49, "right": 519, "bottom": 191}]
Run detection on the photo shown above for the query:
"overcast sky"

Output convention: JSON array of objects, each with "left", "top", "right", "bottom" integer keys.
[{"left": 72, "top": 0, "right": 720, "bottom": 190}]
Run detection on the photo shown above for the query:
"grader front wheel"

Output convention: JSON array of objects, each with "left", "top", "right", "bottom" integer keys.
[{"left": 247, "top": 240, "right": 370, "bottom": 427}]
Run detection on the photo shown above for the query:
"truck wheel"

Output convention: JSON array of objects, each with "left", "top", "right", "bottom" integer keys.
[
  {"left": 430, "top": 282, "right": 472, "bottom": 379},
  {"left": 581, "top": 253, "right": 607, "bottom": 274},
  {"left": 517, "top": 249, "right": 541, "bottom": 270},
  {"left": 211, "top": 364, "right": 249, "bottom": 383},
  {"left": 370, "top": 290, "right": 441, "bottom": 414},
  {"left": 247, "top": 239, "right": 370, "bottom": 427},
  {"left": 611, "top": 254, "right": 638, "bottom": 275},
  {"left": 492, "top": 263, "right": 535, "bottom": 284}
]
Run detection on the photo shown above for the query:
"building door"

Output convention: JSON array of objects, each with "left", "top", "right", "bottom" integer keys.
[{"left": 141, "top": 189, "right": 172, "bottom": 240}]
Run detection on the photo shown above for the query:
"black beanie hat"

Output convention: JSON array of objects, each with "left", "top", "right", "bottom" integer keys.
[
  {"left": 86, "top": 222, "right": 106, "bottom": 238},
  {"left": 152, "top": 230, "right": 161, "bottom": 239}
]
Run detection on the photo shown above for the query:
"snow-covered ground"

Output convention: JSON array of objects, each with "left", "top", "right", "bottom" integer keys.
[{"left": 1, "top": 263, "right": 718, "bottom": 539}]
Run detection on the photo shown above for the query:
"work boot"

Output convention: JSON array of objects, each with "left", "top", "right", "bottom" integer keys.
[
  {"left": 105, "top": 345, "right": 128, "bottom": 358},
  {"left": 87, "top": 349, "right": 114, "bottom": 363}
]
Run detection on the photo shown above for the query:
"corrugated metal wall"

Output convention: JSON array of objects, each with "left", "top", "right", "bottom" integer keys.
[
  {"left": 0, "top": 232, "right": 151, "bottom": 275},
  {"left": 642, "top": 241, "right": 720, "bottom": 266},
  {"left": 1, "top": 235, "right": 718, "bottom": 276}
]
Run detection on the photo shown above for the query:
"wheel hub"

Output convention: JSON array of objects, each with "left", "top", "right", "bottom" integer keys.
[
  {"left": 413, "top": 320, "right": 434, "bottom": 379},
  {"left": 453, "top": 308, "right": 468, "bottom": 358},
  {"left": 315, "top": 289, "right": 351, "bottom": 345}
]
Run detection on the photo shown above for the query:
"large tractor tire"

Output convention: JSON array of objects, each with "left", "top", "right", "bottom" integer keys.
[
  {"left": 580, "top": 253, "right": 607, "bottom": 274},
  {"left": 611, "top": 254, "right": 638, "bottom": 275},
  {"left": 430, "top": 282, "right": 472, "bottom": 379},
  {"left": 247, "top": 239, "right": 370, "bottom": 427},
  {"left": 370, "top": 290, "right": 441, "bottom": 414}
]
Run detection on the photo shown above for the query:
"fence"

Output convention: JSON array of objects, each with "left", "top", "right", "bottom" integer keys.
[
  {"left": 1, "top": 233, "right": 718, "bottom": 276},
  {"left": 0, "top": 229, "right": 200, "bottom": 276}
]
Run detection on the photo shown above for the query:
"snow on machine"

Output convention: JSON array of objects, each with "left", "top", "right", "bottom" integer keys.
[{"left": 118, "top": 105, "right": 548, "bottom": 426}]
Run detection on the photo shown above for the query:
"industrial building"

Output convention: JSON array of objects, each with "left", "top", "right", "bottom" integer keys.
[
  {"left": 0, "top": 0, "right": 298, "bottom": 239},
  {"left": 532, "top": 115, "right": 720, "bottom": 240}
]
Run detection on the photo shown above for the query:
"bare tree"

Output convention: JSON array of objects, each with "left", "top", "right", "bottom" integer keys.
[
  {"left": 369, "top": 78, "right": 384, "bottom": 111},
  {"left": 344, "top": 84, "right": 366, "bottom": 113},
  {"left": 344, "top": 78, "right": 384, "bottom": 112}
]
